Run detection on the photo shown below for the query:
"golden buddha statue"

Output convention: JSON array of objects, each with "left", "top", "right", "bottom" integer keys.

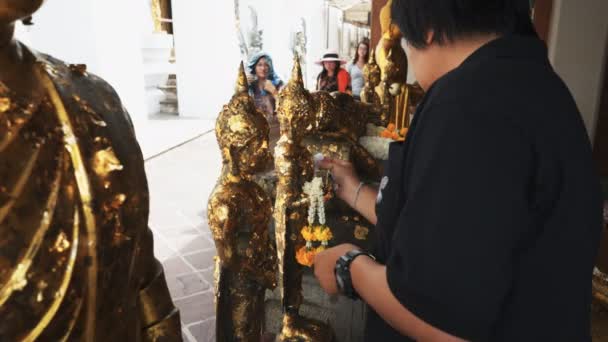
[
  {"left": 374, "top": 0, "right": 424, "bottom": 130},
  {"left": 308, "top": 91, "right": 381, "bottom": 181},
  {"left": 361, "top": 51, "right": 381, "bottom": 107},
  {"left": 151, "top": 0, "right": 173, "bottom": 33},
  {"left": 375, "top": 0, "right": 406, "bottom": 81},
  {"left": 274, "top": 57, "right": 333, "bottom": 341},
  {"left": 0, "top": 1, "right": 181, "bottom": 340},
  {"left": 208, "top": 63, "right": 277, "bottom": 341}
]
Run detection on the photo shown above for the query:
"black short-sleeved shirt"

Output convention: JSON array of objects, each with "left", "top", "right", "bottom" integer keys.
[{"left": 365, "top": 35, "right": 604, "bottom": 341}]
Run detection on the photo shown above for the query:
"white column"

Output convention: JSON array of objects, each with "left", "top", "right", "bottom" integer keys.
[
  {"left": 89, "top": 0, "right": 148, "bottom": 124},
  {"left": 548, "top": 0, "right": 608, "bottom": 141},
  {"left": 172, "top": 0, "right": 241, "bottom": 119}
]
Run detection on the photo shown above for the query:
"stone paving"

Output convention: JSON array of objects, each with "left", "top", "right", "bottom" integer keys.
[{"left": 144, "top": 130, "right": 221, "bottom": 342}]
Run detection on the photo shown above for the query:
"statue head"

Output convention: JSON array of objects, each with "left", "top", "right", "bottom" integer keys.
[
  {"left": 382, "top": 50, "right": 401, "bottom": 85},
  {"left": 276, "top": 55, "right": 315, "bottom": 140},
  {"left": 0, "top": 0, "right": 44, "bottom": 24},
  {"left": 363, "top": 51, "right": 381, "bottom": 87},
  {"left": 216, "top": 62, "right": 271, "bottom": 177},
  {"left": 379, "top": 0, "right": 403, "bottom": 41}
]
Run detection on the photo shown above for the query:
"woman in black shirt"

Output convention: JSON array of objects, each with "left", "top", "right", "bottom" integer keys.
[{"left": 313, "top": 0, "right": 604, "bottom": 341}]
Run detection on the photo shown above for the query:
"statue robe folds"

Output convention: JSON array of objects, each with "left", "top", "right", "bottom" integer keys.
[{"left": 0, "top": 43, "right": 181, "bottom": 341}]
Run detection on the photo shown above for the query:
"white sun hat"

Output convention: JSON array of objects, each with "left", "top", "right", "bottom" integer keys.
[{"left": 315, "top": 50, "right": 347, "bottom": 65}]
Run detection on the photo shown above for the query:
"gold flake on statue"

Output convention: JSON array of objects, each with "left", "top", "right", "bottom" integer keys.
[
  {"left": 110, "top": 194, "right": 127, "bottom": 209},
  {"left": 0, "top": 97, "right": 11, "bottom": 112},
  {"left": 69, "top": 64, "right": 87, "bottom": 76},
  {"left": 35, "top": 280, "right": 48, "bottom": 302},
  {"left": 52, "top": 231, "right": 71, "bottom": 253},
  {"left": 354, "top": 225, "right": 369, "bottom": 240},
  {"left": 92, "top": 147, "right": 124, "bottom": 177},
  {"left": 228, "top": 114, "right": 250, "bottom": 133},
  {"left": 8, "top": 262, "right": 29, "bottom": 292}
]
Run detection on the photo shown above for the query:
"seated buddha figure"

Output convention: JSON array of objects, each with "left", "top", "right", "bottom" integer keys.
[
  {"left": 208, "top": 63, "right": 277, "bottom": 341},
  {"left": 360, "top": 51, "right": 386, "bottom": 126},
  {"left": 0, "top": 1, "right": 181, "bottom": 340}
]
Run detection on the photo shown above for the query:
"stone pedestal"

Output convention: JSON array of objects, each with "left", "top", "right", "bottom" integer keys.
[{"left": 264, "top": 269, "right": 367, "bottom": 342}]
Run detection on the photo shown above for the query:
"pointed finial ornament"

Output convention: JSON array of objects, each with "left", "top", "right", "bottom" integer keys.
[
  {"left": 368, "top": 48, "right": 377, "bottom": 64},
  {"left": 290, "top": 53, "right": 304, "bottom": 87},
  {"left": 236, "top": 61, "right": 249, "bottom": 94}
]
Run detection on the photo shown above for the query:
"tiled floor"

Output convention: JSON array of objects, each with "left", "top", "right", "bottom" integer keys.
[
  {"left": 144, "top": 130, "right": 222, "bottom": 342},
  {"left": 135, "top": 114, "right": 215, "bottom": 160}
]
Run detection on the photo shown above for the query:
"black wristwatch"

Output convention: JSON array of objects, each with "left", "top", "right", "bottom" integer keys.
[{"left": 335, "top": 250, "right": 375, "bottom": 300}]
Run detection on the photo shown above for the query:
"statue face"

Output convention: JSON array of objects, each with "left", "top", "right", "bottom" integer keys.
[
  {"left": 0, "top": 0, "right": 44, "bottom": 23},
  {"left": 237, "top": 133, "right": 271, "bottom": 174},
  {"left": 216, "top": 93, "right": 272, "bottom": 175},
  {"left": 277, "top": 92, "right": 314, "bottom": 140}
]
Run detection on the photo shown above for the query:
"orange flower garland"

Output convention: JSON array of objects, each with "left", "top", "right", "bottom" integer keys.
[
  {"left": 380, "top": 123, "right": 408, "bottom": 142},
  {"left": 297, "top": 177, "right": 333, "bottom": 267},
  {"left": 296, "top": 246, "right": 315, "bottom": 267}
]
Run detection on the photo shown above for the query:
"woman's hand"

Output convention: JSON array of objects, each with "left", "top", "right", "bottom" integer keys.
[
  {"left": 313, "top": 243, "right": 360, "bottom": 295},
  {"left": 263, "top": 80, "right": 278, "bottom": 95},
  {"left": 318, "top": 157, "right": 378, "bottom": 224},
  {"left": 317, "top": 158, "right": 361, "bottom": 207}
]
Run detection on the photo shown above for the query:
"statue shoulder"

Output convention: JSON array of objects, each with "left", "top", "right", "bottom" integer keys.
[{"left": 34, "top": 50, "right": 136, "bottom": 132}]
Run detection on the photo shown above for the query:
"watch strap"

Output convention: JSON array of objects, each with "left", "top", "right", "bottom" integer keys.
[{"left": 335, "top": 250, "right": 375, "bottom": 300}]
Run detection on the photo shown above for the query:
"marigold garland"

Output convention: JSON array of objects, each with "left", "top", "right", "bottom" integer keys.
[
  {"left": 297, "top": 176, "right": 333, "bottom": 267},
  {"left": 301, "top": 226, "right": 316, "bottom": 242},
  {"left": 379, "top": 123, "right": 408, "bottom": 142},
  {"left": 313, "top": 226, "right": 333, "bottom": 243},
  {"left": 296, "top": 246, "right": 315, "bottom": 267}
]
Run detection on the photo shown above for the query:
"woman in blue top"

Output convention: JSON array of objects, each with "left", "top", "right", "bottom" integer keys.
[
  {"left": 247, "top": 52, "right": 284, "bottom": 125},
  {"left": 347, "top": 40, "right": 370, "bottom": 100}
]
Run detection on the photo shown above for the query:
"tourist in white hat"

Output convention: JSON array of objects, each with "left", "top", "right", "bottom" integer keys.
[{"left": 315, "top": 50, "right": 352, "bottom": 94}]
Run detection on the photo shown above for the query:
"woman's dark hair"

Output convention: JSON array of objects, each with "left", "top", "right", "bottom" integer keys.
[
  {"left": 391, "top": 0, "right": 537, "bottom": 49},
  {"left": 320, "top": 61, "right": 341, "bottom": 79},
  {"left": 352, "top": 40, "right": 370, "bottom": 64}
]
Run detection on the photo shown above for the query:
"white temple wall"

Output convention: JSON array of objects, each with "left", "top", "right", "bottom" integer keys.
[
  {"left": 16, "top": 0, "right": 149, "bottom": 124},
  {"left": 172, "top": 0, "right": 241, "bottom": 119},
  {"left": 548, "top": 0, "right": 608, "bottom": 141}
]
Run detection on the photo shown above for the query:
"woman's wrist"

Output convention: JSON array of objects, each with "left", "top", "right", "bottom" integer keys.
[
  {"left": 340, "top": 177, "right": 361, "bottom": 208},
  {"left": 352, "top": 182, "right": 365, "bottom": 209}
]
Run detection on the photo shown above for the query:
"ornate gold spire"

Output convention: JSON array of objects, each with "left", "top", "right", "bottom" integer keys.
[
  {"left": 368, "top": 47, "right": 377, "bottom": 64},
  {"left": 235, "top": 61, "right": 249, "bottom": 94},
  {"left": 290, "top": 53, "right": 304, "bottom": 87},
  {"left": 379, "top": 0, "right": 393, "bottom": 35}
]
